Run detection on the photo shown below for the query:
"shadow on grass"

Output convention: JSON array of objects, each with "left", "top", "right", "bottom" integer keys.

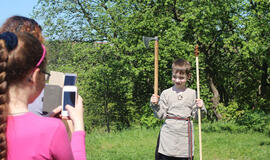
[{"left": 259, "top": 141, "right": 270, "bottom": 146}]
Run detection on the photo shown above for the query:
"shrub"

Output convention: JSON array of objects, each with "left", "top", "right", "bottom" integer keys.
[
  {"left": 216, "top": 101, "right": 244, "bottom": 122},
  {"left": 202, "top": 121, "right": 248, "bottom": 133},
  {"left": 139, "top": 104, "right": 163, "bottom": 128},
  {"left": 236, "top": 110, "right": 270, "bottom": 134}
]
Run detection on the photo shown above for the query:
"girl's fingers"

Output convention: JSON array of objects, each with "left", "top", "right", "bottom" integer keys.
[
  {"left": 65, "top": 105, "right": 74, "bottom": 113},
  {"left": 49, "top": 106, "right": 62, "bottom": 117},
  {"left": 76, "top": 95, "right": 83, "bottom": 107}
]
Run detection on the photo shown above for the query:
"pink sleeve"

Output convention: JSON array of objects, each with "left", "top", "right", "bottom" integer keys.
[
  {"left": 71, "top": 131, "right": 87, "bottom": 160},
  {"left": 50, "top": 122, "right": 74, "bottom": 160}
]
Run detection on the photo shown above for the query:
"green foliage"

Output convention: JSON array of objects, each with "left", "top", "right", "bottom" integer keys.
[
  {"left": 139, "top": 104, "right": 163, "bottom": 128},
  {"left": 34, "top": 0, "right": 270, "bottom": 131},
  {"left": 236, "top": 110, "right": 270, "bottom": 134},
  {"left": 202, "top": 121, "right": 248, "bottom": 133},
  {"left": 217, "top": 102, "right": 245, "bottom": 121}
]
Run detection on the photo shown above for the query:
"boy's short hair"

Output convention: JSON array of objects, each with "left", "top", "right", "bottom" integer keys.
[{"left": 172, "top": 59, "right": 191, "bottom": 75}]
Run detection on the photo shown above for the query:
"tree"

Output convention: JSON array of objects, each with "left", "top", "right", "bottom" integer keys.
[
  {"left": 34, "top": 0, "right": 269, "bottom": 130},
  {"left": 235, "top": 0, "right": 270, "bottom": 110}
]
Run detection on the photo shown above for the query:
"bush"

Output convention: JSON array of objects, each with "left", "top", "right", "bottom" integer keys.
[
  {"left": 202, "top": 121, "right": 248, "bottom": 133},
  {"left": 215, "top": 100, "right": 270, "bottom": 135},
  {"left": 216, "top": 101, "right": 244, "bottom": 122},
  {"left": 236, "top": 110, "right": 270, "bottom": 134},
  {"left": 139, "top": 104, "right": 163, "bottom": 128},
  {"left": 140, "top": 115, "right": 163, "bottom": 128}
]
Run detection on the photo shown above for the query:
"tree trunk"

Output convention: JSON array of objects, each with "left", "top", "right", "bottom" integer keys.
[
  {"left": 104, "top": 80, "right": 110, "bottom": 133},
  {"left": 200, "top": 43, "right": 223, "bottom": 121},
  {"left": 260, "top": 59, "right": 268, "bottom": 98},
  {"left": 208, "top": 76, "right": 222, "bottom": 120},
  {"left": 104, "top": 98, "right": 110, "bottom": 133}
]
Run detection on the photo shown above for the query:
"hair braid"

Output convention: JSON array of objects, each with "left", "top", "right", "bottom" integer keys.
[
  {"left": 0, "top": 40, "right": 9, "bottom": 160},
  {"left": 0, "top": 32, "right": 44, "bottom": 159}
]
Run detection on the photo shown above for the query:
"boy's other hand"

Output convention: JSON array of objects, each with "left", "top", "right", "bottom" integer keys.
[
  {"left": 196, "top": 99, "right": 203, "bottom": 108},
  {"left": 151, "top": 94, "right": 160, "bottom": 105}
]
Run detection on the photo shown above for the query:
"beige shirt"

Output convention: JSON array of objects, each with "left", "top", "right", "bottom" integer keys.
[{"left": 151, "top": 87, "right": 206, "bottom": 157}]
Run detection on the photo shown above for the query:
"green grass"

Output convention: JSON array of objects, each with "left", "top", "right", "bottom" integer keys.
[
  {"left": 85, "top": 125, "right": 270, "bottom": 160},
  {"left": 199, "top": 131, "right": 270, "bottom": 160},
  {"left": 86, "top": 127, "right": 157, "bottom": 160}
]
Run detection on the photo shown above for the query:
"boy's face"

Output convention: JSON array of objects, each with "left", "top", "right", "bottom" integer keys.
[{"left": 172, "top": 71, "right": 189, "bottom": 89}]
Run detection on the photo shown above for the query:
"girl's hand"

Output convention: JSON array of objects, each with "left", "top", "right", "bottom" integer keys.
[
  {"left": 48, "top": 106, "right": 62, "bottom": 118},
  {"left": 65, "top": 95, "right": 84, "bottom": 131},
  {"left": 196, "top": 99, "right": 203, "bottom": 108},
  {"left": 151, "top": 94, "right": 160, "bottom": 105}
]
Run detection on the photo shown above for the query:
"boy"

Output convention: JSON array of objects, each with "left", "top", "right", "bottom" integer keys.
[{"left": 150, "top": 58, "right": 206, "bottom": 160}]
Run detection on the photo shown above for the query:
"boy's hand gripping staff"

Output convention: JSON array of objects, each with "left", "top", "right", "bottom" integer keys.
[
  {"left": 143, "top": 36, "right": 159, "bottom": 95},
  {"left": 195, "top": 45, "right": 203, "bottom": 160}
]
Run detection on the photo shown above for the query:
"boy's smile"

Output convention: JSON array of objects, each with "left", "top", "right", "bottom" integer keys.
[{"left": 172, "top": 73, "right": 188, "bottom": 89}]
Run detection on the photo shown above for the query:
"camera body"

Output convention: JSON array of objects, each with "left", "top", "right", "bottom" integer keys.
[
  {"left": 61, "top": 73, "right": 78, "bottom": 117},
  {"left": 61, "top": 86, "right": 77, "bottom": 117},
  {"left": 37, "top": 71, "right": 78, "bottom": 116}
]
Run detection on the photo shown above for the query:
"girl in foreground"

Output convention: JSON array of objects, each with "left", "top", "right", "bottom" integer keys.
[{"left": 0, "top": 32, "right": 86, "bottom": 160}]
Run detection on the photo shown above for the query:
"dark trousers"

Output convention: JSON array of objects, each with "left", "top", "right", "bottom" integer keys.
[{"left": 155, "top": 132, "right": 194, "bottom": 160}]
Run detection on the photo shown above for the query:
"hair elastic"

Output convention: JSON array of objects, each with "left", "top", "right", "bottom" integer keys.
[
  {"left": 0, "top": 32, "right": 18, "bottom": 51},
  {"left": 36, "top": 44, "right": 46, "bottom": 67}
]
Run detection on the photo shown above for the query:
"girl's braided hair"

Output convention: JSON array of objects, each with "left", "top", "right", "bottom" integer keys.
[{"left": 0, "top": 32, "right": 45, "bottom": 159}]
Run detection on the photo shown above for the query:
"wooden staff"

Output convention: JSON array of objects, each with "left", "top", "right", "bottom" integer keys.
[
  {"left": 143, "top": 36, "right": 159, "bottom": 95},
  {"left": 195, "top": 44, "right": 203, "bottom": 160},
  {"left": 154, "top": 37, "right": 159, "bottom": 95}
]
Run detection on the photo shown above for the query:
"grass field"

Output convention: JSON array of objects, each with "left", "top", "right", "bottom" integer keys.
[{"left": 85, "top": 125, "right": 270, "bottom": 160}]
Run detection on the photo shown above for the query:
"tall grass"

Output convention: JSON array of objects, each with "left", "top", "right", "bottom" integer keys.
[{"left": 86, "top": 124, "right": 270, "bottom": 160}]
